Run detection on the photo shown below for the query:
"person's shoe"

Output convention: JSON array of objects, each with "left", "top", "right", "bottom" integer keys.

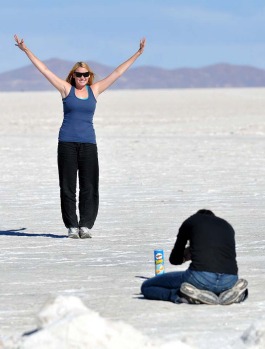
[
  {"left": 219, "top": 279, "right": 248, "bottom": 305},
  {"left": 180, "top": 282, "right": 219, "bottom": 305},
  {"left": 236, "top": 288, "right": 248, "bottom": 303},
  {"left": 68, "top": 227, "right": 80, "bottom": 239},
  {"left": 79, "top": 227, "right": 92, "bottom": 239}
]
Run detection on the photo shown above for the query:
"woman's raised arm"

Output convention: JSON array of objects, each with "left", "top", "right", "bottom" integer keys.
[
  {"left": 14, "top": 35, "right": 70, "bottom": 97},
  {"left": 91, "top": 38, "right": 146, "bottom": 98}
]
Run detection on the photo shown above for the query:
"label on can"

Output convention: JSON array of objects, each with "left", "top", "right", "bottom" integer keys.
[{"left": 154, "top": 249, "right": 165, "bottom": 275}]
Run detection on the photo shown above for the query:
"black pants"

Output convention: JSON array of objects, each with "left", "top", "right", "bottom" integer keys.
[{"left": 57, "top": 142, "right": 99, "bottom": 229}]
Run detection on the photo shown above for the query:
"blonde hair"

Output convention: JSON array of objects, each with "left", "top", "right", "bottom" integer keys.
[{"left": 66, "top": 62, "right": 95, "bottom": 86}]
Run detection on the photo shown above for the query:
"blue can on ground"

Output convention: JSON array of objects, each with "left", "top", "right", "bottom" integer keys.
[{"left": 154, "top": 249, "right": 165, "bottom": 275}]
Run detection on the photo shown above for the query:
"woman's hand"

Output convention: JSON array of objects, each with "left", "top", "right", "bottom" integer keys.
[
  {"left": 138, "top": 38, "right": 146, "bottom": 54},
  {"left": 14, "top": 34, "right": 27, "bottom": 52}
]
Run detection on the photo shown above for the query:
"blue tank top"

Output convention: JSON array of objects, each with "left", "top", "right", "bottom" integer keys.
[{"left": 58, "top": 85, "right": 97, "bottom": 143}]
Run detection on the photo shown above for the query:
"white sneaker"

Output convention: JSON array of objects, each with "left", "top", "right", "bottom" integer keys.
[
  {"left": 79, "top": 227, "right": 92, "bottom": 239},
  {"left": 68, "top": 227, "right": 80, "bottom": 239},
  {"left": 219, "top": 279, "right": 248, "bottom": 305},
  {"left": 180, "top": 282, "right": 219, "bottom": 305}
]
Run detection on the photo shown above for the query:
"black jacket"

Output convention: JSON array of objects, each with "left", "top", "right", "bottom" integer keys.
[{"left": 169, "top": 213, "right": 238, "bottom": 275}]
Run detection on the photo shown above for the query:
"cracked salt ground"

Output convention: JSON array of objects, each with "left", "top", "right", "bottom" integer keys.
[{"left": 0, "top": 89, "right": 265, "bottom": 348}]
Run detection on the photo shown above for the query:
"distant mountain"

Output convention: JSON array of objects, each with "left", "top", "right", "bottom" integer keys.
[{"left": 1, "top": 58, "right": 265, "bottom": 91}]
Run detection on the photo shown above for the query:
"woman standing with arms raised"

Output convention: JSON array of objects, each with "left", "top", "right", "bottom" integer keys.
[{"left": 14, "top": 34, "right": 146, "bottom": 239}]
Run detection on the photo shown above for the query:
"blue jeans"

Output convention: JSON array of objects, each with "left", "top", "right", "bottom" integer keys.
[{"left": 141, "top": 269, "right": 238, "bottom": 303}]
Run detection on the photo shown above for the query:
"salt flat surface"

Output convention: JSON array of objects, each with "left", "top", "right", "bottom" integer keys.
[{"left": 0, "top": 88, "right": 265, "bottom": 348}]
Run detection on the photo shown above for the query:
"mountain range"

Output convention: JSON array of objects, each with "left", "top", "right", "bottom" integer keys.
[{"left": 1, "top": 58, "right": 265, "bottom": 91}]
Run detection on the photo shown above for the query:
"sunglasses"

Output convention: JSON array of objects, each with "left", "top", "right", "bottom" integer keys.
[{"left": 74, "top": 72, "right": 90, "bottom": 78}]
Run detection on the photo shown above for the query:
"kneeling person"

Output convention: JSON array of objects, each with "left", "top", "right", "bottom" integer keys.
[{"left": 141, "top": 209, "right": 248, "bottom": 305}]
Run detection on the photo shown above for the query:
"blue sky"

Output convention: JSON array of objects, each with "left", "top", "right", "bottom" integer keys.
[{"left": 1, "top": 0, "right": 265, "bottom": 73}]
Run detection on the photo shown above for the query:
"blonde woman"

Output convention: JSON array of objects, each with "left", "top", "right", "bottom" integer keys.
[{"left": 14, "top": 34, "right": 146, "bottom": 239}]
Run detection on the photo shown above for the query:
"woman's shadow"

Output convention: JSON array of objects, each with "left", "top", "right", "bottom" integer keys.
[{"left": 0, "top": 228, "right": 67, "bottom": 239}]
